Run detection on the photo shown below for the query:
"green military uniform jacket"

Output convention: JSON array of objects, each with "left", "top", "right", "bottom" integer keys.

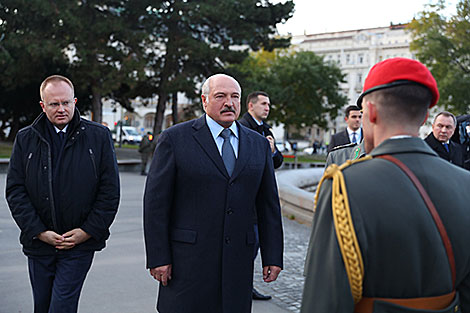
[
  {"left": 302, "top": 137, "right": 470, "bottom": 313},
  {"left": 325, "top": 141, "right": 366, "bottom": 167}
]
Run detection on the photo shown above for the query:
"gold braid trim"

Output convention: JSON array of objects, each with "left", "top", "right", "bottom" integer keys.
[{"left": 315, "top": 156, "right": 372, "bottom": 303}]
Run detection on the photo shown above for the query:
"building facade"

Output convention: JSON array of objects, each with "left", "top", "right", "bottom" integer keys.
[{"left": 291, "top": 24, "right": 418, "bottom": 145}]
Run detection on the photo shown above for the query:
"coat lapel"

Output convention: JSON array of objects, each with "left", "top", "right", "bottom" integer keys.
[
  {"left": 192, "top": 116, "right": 230, "bottom": 178},
  {"left": 230, "top": 122, "right": 251, "bottom": 181}
]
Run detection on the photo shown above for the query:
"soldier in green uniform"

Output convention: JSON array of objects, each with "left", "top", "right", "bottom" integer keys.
[
  {"left": 325, "top": 141, "right": 366, "bottom": 168},
  {"left": 301, "top": 58, "right": 470, "bottom": 313}
]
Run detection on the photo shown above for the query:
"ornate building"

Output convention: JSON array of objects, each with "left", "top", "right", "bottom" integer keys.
[{"left": 291, "top": 24, "right": 414, "bottom": 145}]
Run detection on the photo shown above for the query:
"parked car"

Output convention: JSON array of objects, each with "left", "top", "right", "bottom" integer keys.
[{"left": 112, "top": 126, "right": 142, "bottom": 145}]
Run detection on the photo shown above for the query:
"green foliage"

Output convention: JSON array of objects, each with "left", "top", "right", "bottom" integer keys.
[
  {"left": 229, "top": 49, "right": 347, "bottom": 129},
  {"left": 141, "top": 0, "right": 295, "bottom": 135},
  {"left": 0, "top": 0, "right": 295, "bottom": 139},
  {"left": 408, "top": 0, "right": 470, "bottom": 114}
]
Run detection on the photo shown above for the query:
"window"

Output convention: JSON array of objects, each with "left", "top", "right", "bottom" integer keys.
[{"left": 358, "top": 54, "right": 364, "bottom": 64}]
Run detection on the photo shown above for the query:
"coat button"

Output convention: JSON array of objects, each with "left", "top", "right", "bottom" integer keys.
[
  {"left": 45, "top": 197, "right": 49, "bottom": 201},
  {"left": 43, "top": 166, "right": 47, "bottom": 170},
  {"left": 225, "top": 237, "right": 231, "bottom": 244},
  {"left": 227, "top": 208, "right": 233, "bottom": 215}
]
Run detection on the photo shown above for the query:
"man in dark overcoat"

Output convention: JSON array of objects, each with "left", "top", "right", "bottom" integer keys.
[
  {"left": 425, "top": 111, "right": 465, "bottom": 168},
  {"left": 302, "top": 58, "right": 470, "bottom": 312},
  {"left": 143, "top": 74, "right": 283, "bottom": 313},
  {"left": 238, "top": 90, "right": 283, "bottom": 300},
  {"left": 239, "top": 91, "right": 283, "bottom": 169}
]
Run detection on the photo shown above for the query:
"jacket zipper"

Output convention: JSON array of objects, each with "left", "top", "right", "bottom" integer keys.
[
  {"left": 31, "top": 127, "right": 58, "bottom": 231},
  {"left": 25, "top": 152, "right": 33, "bottom": 173},
  {"left": 89, "top": 148, "right": 98, "bottom": 179}
]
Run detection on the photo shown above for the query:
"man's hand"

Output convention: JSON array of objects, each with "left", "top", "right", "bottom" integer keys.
[
  {"left": 266, "top": 135, "right": 275, "bottom": 153},
  {"left": 55, "top": 228, "right": 91, "bottom": 250},
  {"left": 263, "top": 265, "right": 281, "bottom": 282},
  {"left": 150, "top": 264, "right": 172, "bottom": 286},
  {"left": 37, "top": 230, "right": 65, "bottom": 246}
]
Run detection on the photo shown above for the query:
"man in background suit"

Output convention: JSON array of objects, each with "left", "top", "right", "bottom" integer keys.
[
  {"left": 328, "top": 105, "right": 362, "bottom": 153},
  {"left": 239, "top": 91, "right": 283, "bottom": 169},
  {"left": 425, "top": 111, "right": 465, "bottom": 168},
  {"left": 143, "top": 74, "right": 283, "bottom": 313},
  {"left": 239, "top": 91, "right": 283, "bottom": 300}
]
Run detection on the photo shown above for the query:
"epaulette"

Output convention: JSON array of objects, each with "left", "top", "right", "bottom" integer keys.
[
  {"left": 330, "top": 142, "right": 358, "bottom": 152},
  {"left": 314, "top": 155, "right": 372, "bottom": 304}
]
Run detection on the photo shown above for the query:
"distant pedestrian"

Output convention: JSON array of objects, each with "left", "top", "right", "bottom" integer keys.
[
  {"left": 6, "top": 75, "right": 120, "bottom": 313},
  {"left": 139, "top": 132, "right": 155, "bottom": 175}
]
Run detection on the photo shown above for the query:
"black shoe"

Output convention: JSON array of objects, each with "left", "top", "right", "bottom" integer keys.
[{"left": 252, "top": 288, "right": 271, "bottom": 300}]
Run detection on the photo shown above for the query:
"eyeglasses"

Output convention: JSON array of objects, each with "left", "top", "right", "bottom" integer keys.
[{"left": 42, "top": 98, "right": 75, "bottom": 108}]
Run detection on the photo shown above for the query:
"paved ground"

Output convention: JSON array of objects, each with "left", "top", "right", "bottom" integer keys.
[{"left": 0, "top": 172, "right": 311, "bottom": 313}]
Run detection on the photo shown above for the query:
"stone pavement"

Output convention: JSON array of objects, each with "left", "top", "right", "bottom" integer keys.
[{"left": 0, "top": 172, "right": 312, "bottom": 313}]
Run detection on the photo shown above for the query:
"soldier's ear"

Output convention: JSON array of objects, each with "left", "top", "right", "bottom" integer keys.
[
  {"left": 421, "top": 111, "right": 429, "bottom": 126},
  {"left": 366, "top": 101, "right": 377, "bottom": 124}
]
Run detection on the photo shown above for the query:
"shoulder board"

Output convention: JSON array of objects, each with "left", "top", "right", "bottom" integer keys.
[{"left": 330, "top": 142, "right": 357, "bottom": 152}]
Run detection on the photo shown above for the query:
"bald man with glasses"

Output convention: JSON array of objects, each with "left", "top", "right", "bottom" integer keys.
[{"left": 6, "top": 75, "right": 120, "bottom": 313}]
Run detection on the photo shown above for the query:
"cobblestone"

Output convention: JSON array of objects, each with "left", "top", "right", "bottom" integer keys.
[{"left": 253, "top": 216, "right": 312, "bottom": 313}]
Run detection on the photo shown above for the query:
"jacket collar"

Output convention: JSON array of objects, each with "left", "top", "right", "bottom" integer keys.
[
  {"left": 370, "top": 136, "right": 438, "bottom": 158},
  {"left": 31, "top": 108, "right": 82, "bottom": 137}
]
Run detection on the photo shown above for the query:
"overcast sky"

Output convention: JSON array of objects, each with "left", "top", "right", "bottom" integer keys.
[{"left": 276, "top": 0, "right": 456, "bottom": 36}]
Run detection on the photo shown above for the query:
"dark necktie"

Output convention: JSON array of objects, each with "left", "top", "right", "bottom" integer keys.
[
  {"left": 351, "top": 132, "right": 357, "bottom": 144},
  {"left": 443, "top": 142, "right": 449, "bottom": 152},
  {"left": 58, "top": 131, "right": 65, "bottom": 146},
  {"left": 220, "top": 129, "right": 236, "bottom": 176},
  {"left": 257, "top": 124, "right": 264, "bottom": 136}
]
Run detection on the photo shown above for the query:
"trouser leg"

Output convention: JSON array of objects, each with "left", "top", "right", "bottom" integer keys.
[
  {"left": 48, "top": 250, "right": 94, "bottom": 313},
  {"left": 28, "top": 255, "right": 56, "bottom": 313}
]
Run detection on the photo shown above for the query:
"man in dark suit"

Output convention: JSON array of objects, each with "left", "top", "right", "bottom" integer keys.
[
  {"left": 238, "top": 91, "right": 283, "bottom": 300},
  {"left": 143, "top": 74, "right": 283, "bottom": 313},
  {"left": 327, "top": 105, "right": 362, "bottom": 153},
  {"left": 425, "top": 111, "right": 465, "bottom": 168},
  {"left": 302, "top": 58, "right": 470, "bottom": 312},
  {"left": 239, "top": 91, "right": 283, "bottom": 169}
]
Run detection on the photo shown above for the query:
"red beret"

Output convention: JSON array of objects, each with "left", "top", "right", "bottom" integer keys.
[{"left": 357, "top": 57, "right": 439, "bottom": 108}]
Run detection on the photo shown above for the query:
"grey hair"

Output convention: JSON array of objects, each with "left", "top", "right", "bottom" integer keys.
[
  {"left": 201, "top": 77, "right": 211, "bottom": 98},
  {"left": 434, "top": 111, "right": 457, "bottom": 126},
  {"left": 201, "top": 74, "right": 241, "bottom": 98}
]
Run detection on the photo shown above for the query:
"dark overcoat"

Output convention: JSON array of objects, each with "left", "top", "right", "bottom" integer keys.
[
  {"left": 238, "top": 112, "right": 283, "bottom": 169},
  {"left": 302, "top": 137, "right": 470, "bottom": 313},
  {"left": 143, "top": 115, "right": 283, "bottom": 313},
  {"left": 425, "top": 133, "right": 465, "bottom": 168}
]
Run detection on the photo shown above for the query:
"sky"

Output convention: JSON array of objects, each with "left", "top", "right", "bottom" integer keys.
[{"left": 276, "top": 0, "right": 456, "bottom": 36}]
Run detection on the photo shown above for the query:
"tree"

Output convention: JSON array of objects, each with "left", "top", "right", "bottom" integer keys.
[
  {"left": 0, "top": 1, "right": 70, "bottom": 140},
  {"left": 142, "top": 0, "right": 295, "bottom": 136},
  {"left": 228, "top": 50, "right": 347, "bottom": 133},
  {"left": 0, "top": 0, "right": 152, "bottom": 141},
  {"left": 408, "top": 0, "right": 470, "bottom": 114}
]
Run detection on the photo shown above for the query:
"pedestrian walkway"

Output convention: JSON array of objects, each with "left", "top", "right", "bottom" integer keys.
[
  {"left": 253, "top": 217, "right": 311, "bottom": 312},
  {"left": 0, "top": 172, "right": 311, "bottom": 313}
]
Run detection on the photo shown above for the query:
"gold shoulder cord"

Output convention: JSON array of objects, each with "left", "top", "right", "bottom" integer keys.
[{"left": 315, "top": 156, "right": 372, "bottom": 303}]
